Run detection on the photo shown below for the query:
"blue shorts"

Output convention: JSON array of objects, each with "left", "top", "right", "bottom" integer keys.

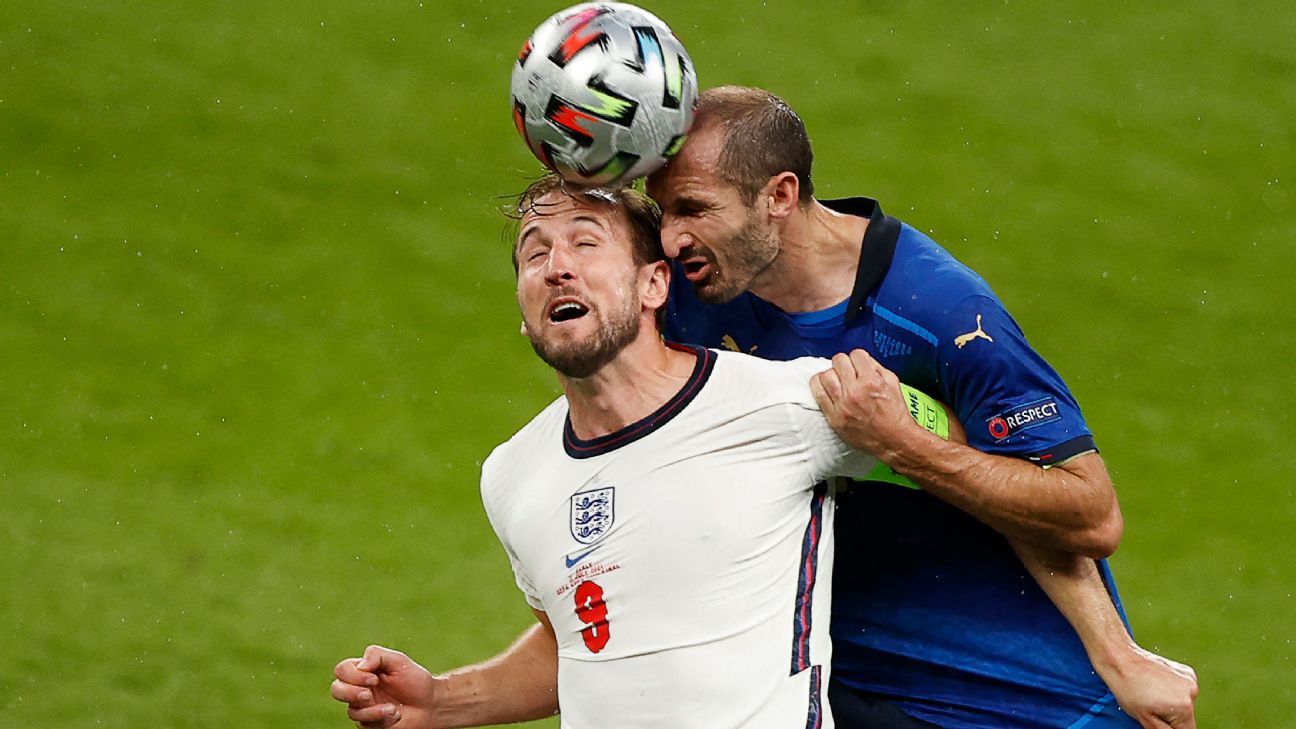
[
  {"left": 828, "top": 681, "right": 940, "bottom": 729},
  {"left": 828, "top": 681, "right": 1137, "bottom": 729}
]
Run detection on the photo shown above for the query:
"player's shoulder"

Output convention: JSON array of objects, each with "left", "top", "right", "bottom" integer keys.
[
  {"left": 888, "top": 223, "right": 998, "bottom": 302},
  {"left": 481, "top": 395, "right": 568, "bottom": 492},
  {"left": 876, "top": 222, "right": 1012, "bottom": 336},
  {"left": 709, "top": 349, "right": 827, "bottom": 408}
]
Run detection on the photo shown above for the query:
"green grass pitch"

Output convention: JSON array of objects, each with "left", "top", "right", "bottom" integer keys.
[{"left": 2, "top": 1, "right": 1293, "bottom": 726}]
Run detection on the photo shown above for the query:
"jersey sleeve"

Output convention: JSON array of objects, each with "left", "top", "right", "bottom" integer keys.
[
  {"left": 776, "top": 357, "right": 951, "bottom": 483},
  {"left": 934, "top": 294, "right": 1096, "bottom": 465},
  {"left": 480, "top": 449, "right": 544, "bottom": 610},
  {"left": 791, "top": 400, "right": 879, "bottom": 482}
]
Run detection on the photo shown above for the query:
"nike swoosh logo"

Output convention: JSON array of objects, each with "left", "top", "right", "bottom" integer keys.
[{"left": 565, "top": 544, "right": 602, "bottom": 569}]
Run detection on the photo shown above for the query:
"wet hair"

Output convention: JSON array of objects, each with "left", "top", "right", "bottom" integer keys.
[
  {"left": 509, "top": 175, "right": 664, "bottom": 272},
  {"left": 694, "top": 86, "right": 814, "bottom": 205}
]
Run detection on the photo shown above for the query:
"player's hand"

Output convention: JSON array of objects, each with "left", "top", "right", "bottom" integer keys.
[
  {"left": 331, "top": 645, "right": 439, "bottom": 729},
  {"left": 1100, "top": 643, "right": 1199, "bottom": 729},
  {"left": 810, "top": 349, "right": 920, "bottom": 461}
]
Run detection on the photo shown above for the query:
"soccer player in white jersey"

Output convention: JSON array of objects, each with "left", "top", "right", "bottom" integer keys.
[{"left": 328, "top": 177, "right": 953, "bottom": 729}]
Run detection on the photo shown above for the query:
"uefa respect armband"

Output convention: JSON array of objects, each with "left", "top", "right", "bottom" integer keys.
[{"left": 859, "top": 384, "right": 949, "bottom": 490}]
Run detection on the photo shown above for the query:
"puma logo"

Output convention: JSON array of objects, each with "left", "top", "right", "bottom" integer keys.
[
  {"left": 720, "top": 334, "right": 758, "bottom": 354},
  {"left": 954, "top": 314, "right": 994, "bottom": 349}
]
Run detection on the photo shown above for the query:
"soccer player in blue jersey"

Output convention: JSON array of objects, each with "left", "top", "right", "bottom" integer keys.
[
  {"left": 645, "top": 86, "right": 1199, "bottom": 729},
  {"left": 331, "top": 174, "right": 1194, "bottom": 729}
]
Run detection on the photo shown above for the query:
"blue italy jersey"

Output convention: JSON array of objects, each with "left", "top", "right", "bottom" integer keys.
[{"left": 664, "top": 197, "right": 1136, "bottom": 729}]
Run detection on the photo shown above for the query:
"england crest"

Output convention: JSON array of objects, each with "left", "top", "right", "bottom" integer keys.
[{"left": 570, "top": 487, "right": 615, "bottom": 545}]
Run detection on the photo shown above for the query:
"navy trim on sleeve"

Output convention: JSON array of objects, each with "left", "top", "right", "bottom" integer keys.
[{"left": 1022, "top": 435, "right": 1098, "bottom": 466}]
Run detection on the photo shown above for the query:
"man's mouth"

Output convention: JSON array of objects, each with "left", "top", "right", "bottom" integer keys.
[
  {"left": 681, "top": 257, "right": 712, "bottom": 283},
  {"left": 547, "top": 297, "right": 590, "bottom": 323}
]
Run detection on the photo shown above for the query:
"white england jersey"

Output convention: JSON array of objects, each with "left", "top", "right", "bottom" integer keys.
[{"left": 481, "top": 346, "right": 883, "bottom": 729}]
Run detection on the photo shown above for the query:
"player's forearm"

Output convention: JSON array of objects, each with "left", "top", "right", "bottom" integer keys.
[
  {"left": 884, "top": 433, "right": 1122, "bottom": 557},
  {"left": 431, "top": 624, "right": 559, "bottom": 728},
  {"left": 1011, "top": 538, "right": 1145, "bottom": 690},
  {"left": 1011, "top": 539, "right": 1133, "bottom": 660},
  {"left": 1019, "top": 543, "right": 1202, "bottom": 724}
]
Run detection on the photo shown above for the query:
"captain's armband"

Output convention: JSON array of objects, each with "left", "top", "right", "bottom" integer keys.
[
  {"left": 858, "top": 385, "right": 950, "bottom": 490},
  {"left": 899, "top": 383, "right": 949, "bottom": 439}
]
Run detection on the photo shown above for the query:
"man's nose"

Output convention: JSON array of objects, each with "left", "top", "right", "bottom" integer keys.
[
  {"left": 660, "top": 218, "right": 690, "bottom": 259},
  {"left": 544, "top": 244, "right": 576, "bottom": 284}
]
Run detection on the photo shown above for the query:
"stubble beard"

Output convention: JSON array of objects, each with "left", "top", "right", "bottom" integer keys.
[
  {"left": 527, "top": 281, "right": 643, "bottom": 379},
  {"left": 693, "top": 213, "right": 780, "bottom": 304}
]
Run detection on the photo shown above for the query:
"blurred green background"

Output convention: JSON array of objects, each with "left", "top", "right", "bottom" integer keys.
[{"left": 2, "top": 1, "right": 1292, "bottom": 727}]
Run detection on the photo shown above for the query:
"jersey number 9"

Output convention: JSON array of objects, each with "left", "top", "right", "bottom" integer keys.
[{"left": 574, "top": 580, "right": 611, "bottom": 653}]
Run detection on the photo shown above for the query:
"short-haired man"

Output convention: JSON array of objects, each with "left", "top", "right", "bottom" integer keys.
[
  {"left": 330, "top": 178, "right": 955, "bottom": 728},
  {"left": 332, "top": 177, "right": 1194, "bottom": 729},
  {"left": 646, "top": 86, "right": 1198, "bottom": 729}
]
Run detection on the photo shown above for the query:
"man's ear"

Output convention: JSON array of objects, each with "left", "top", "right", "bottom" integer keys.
[
  {"left": 765, "top": 171, "right": 801, "bottom": 223},
  {"left": 641, "top": 260, "right": 671, "bottom": 311}
]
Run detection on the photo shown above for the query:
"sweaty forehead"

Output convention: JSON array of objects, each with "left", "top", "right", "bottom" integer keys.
[
  {"left": 517, "top": 190, "right": 620, "bottom": 244},
  {"left": 677, "top": 123, "right": 726, "bottom": 170},
  {"left": 649, "top": 127, "right": 728, "bottom": 199}
]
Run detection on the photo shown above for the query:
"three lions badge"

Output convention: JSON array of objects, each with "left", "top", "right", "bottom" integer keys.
[{"left": 570, "top": 487, "right": 615, "bottom": 544}]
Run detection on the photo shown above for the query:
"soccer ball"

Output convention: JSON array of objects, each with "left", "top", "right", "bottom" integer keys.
[{"left": 510, "top": 2, "right": 698, "bottom": 186}]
